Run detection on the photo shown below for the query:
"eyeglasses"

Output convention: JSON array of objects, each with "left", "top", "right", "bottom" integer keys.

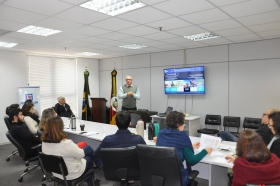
[
  {"left": 126, "top": 79, "right": 132, "bottom": 81},
  {"left": 263, "top": 113, "right": 268, "bottom": 117}
]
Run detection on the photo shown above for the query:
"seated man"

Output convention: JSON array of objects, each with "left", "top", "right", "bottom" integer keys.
[
  {"left": 220, "top": 108, "right": 278, "bottom": 145},
  {"left": 95, "top": 111, "right": 146, "bottom": 167},
  {"left": 9, "top": 108, "right": 41, "bottom": 158},
  {"left": 54, "top": 96, "right": 73, "bottom": 118}
]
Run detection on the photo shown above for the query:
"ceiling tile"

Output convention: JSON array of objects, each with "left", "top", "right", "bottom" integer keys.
[
  {"left": 117, "top": 6, "right": 172, "bottom": 24},
  {"left": 53, "top": 31, "right": 89, "bottom": 40},
  {"left": 167, "top": 26, "right": 208, "bottom": 36},
  {"left": 118, "top": 25, "right": 159, "bottom": 36},
  {"left": 86, "top": 43, "right": 112, "bottom": 50},
  {"left": 3, "top": 0, "right": 73, "bottom": 16},
  {"left": 198, "top": 37, "right": 233, "bottom": 45},
  {"left": 92, "top": 17, "right": 138, "bottom": 31},
  {"left": 79, "top": 37, "right": 113, "bottom": 44},
  {"left": 0, "top": 20, "right": 28, "bottom": 31},
  {"left": 0, "top": 36, "right": 30, "bottom": 44},
  {"left": 174, "top": 42, "right": 208, "bottom": 48},
  {"left": 220, "top": 0, "right": 279, "bottom": 18},
  {"left": 137, "top": 40, "right": 167, "bottom": 46},
  {"left": 34, "top": 36, "right": 74, "bottom": 44},
  {"left": 35, "top": 17, "right": 82, "bottom": 31},
  {"left": 199, "top": 19, "right": 243, "bottom": 31},
  {"left": 101, "top": 40, "right": 132, "bottom": 47},
  {"left": 152, "top": 0, "right": 214, "bottom": 16},
  {"left": 179, "top": 8, "right": 230, "bottom": 25},
  {"left": 237, "top": 11, "right": 280, "bottom": 26},
  {"left": 59, "top": 40, "right": 93, "bottom": 47},
  {"left": 257, "top": 30, "right": 280, "bottom": 39},
  {"left": 3, "top": 32, "right": 45, "bottom": 40},
  {"left": 138, "top": 0, "right": 168, "bottom": 5},
  {"left": 71, "top": 26, "right": 112, "bottom": 36},
  {"left": 161, "top": 37, "right": 192, "bottom": 44},
  {"left": 0, "top": 5, "right": 47, "bottom": 24},
  {"left": 96, "top": 32, "right": 133, "bottom": 40},
  {"left": 54, "top": 6, "right": 110, "bottom": 25},
  {"left": 146, "top": 17, "right": 192, "bottom": 31},
  {"left": 207, "top": 0, "right": 250, "bottom": 7},
  {"left": 225, "top": 33, "right": 262, "bottom": 42},
  {"left": 215, "top": 27, "right": 253, "bottom": 37},
  {"left": 142, "top": 31, "right": 177, "bottom": 40},
  {"left": 248, "top": 22, "right": 280, "bottom": 33},
  {"left": 59, "top": 0, "right": 87, "bottom": 5},
  {"left": 118, "top": 37, "right": 152, "bottom": 44},
  {"left": 155, "top": 44, "right": 184, "bottom": 50}
]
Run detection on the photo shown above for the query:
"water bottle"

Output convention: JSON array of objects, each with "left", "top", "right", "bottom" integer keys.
[
  {"left": 70, "top": 115, "right": 76, "bottom": 130},
  {"left": 136, "top": 120, "right": 144, "bottom": 138}
]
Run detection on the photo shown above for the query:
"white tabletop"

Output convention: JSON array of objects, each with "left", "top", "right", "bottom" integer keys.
[{"left": 151, "top": 115, "right": 201, "bottom": 120}]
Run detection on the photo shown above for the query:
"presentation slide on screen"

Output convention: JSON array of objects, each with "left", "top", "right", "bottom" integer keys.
[{"left": 164, "top": 67, "right": 205, "bottom": 94}]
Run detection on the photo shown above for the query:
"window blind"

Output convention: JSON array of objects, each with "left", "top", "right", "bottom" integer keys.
[{"left": 28, "top": 55, "right": 77, "bottom": 116}]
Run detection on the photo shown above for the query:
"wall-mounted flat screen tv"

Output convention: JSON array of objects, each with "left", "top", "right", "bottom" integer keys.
[{"left": 164, "top": 66, "right": 205, "bottom": 95}]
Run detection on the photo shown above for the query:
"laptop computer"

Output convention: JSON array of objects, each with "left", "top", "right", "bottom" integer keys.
[{"left": 157, "top": 107, "right": 173, "bottom": 117}]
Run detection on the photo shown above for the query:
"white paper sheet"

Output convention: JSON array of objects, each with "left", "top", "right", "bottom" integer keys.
[
  {"left": 81, "top": 131, "right": 99, "bottom": 136},
  {"left": 214, "top": 157, "right": 233, "bottom": 164},
  {"left": 199, "top": 134, "right": 222, "bottom": 150}
]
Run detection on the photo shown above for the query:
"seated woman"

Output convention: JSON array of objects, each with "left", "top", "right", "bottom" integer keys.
[
  {"left": 226, "top": 130, "right": 280, "bottom": 185},
  {"left": 22, "top": 102, "right": 40, "bottom": 134},
  {"left": 156, "top": 111, "right": 212, "bottom": 186},
  {"left": 39, "top": 108, "right": 57, "bottom": 132},
  {"left": 22, "top": 100, "right": 40, "bottom": 123},
  {"left": 267, "top": 111, "right": 280, "bottom": 158},
  {"left": 41, "top": 116, "right": 100, "bottom": 186}
]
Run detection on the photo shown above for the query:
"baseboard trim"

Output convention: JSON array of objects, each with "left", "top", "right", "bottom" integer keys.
[{"left": 0, "top": 141, "right": 11, "bottom": 146}]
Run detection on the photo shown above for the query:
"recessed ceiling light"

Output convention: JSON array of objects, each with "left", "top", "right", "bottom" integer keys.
[
  {"left": 80, "top": 0, "right": 146, "bottom": 16},
  {"left": 119, "top": 44, "right": 148, "bottom": 49},
  {"left": 0, "top": 42, "right": 18, "bottom": 48},
  {"left": 184, "top": 32, "right": 220, "bottom": 41},
  {"left": 76, "top": 52, "right": 102, "bottom": 56},
  {"left": 17, "top": 26, "right": 61, "bottom": 36}
]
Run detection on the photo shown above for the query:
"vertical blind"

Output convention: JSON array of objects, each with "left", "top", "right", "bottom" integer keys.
[{"left": 28, "top": 55, "right": 77, "bottom": 116}]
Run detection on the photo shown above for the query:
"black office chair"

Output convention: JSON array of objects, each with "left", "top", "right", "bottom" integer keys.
[
  {"left": 243, "top": 117, "right": 261, "bottom": 130},
  {"left": 4, "top": 116, "right": 19, "bottom": 161},
  {"left": 223, "top": 116, "right": 241, "bottom": 137},
  {"left": 197, "top": 115, "right": 221, "bottom": 136},
  {"left": 6, "top": 131, "right": 42, "bottom": 182},
  {"left": 39, "top": 152, "right": 95, "bottom": 186},
  {"left": 130, "top": 113, "right": 141, "bottom": 128},
  {"left": 101, "top": 146, "right": 140, "bottom": 186},
  {"left": 136, "top": 144, "right": 199, "bottom": 186}
]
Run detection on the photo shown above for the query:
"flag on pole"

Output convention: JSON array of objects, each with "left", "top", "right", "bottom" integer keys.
[
  {"left": 82, "top": 67, "right": 91, "bottom": 120},
  {"left": 110, "top": 69, "right": 118, "bottom": 125}
]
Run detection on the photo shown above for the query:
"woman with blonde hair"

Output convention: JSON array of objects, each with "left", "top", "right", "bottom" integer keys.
[
  {"left": 41, "top": 116, "right": 100, "bottom": 186},
  {"left": 39, "top": 108, "right": 56, "bottom": 131}
]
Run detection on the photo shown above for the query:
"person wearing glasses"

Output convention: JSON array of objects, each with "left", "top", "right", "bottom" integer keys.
[
  {"left": 267, "top": 111, "right": 280, "bottom": 158},
  {"left": 220, "top": 108, "right": 279, "bottom": 145},
  {"left": 118, "top": 75, "right": 140, "bottom": 111},
  {"left": 54, "top": 96, "right": 74, "bottom": 118}
]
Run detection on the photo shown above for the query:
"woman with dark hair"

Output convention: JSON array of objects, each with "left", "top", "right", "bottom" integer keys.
[
  {"left": 39, "top": 108, "right": 56, "bottom": 131},
  {"left": 22, "top": 102, "right": 39, "bottom": 134},
  {"left": 156, "top": 111, "right": 212, "bottom": 186},
  {"left": 226, "top": 130, "right": 280, "bottom": 185},
  {"left": 268, "top": 111, "right": 280, "bottom": 158},
  {"left": 41, "top": 116, "right": 100, "bottom": 186}
]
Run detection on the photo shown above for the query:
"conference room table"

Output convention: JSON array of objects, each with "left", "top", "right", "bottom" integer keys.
[
  {"left": 62, "top": 117, "right": 235, "bottom": 186},
  {"left": 150, "top": 115, "right": 201, "bottom": 137}
]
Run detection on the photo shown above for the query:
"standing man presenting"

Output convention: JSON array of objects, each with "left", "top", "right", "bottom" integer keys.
[{"left": 118, "top": 75, "right": 140, "bottom": 111}]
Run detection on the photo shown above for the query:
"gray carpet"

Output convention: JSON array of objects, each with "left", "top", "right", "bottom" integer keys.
[{"left": 0, "top": 143, "right": 208, "bottom": 186}]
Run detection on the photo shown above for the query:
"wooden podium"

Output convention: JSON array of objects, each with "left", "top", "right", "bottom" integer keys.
[{"left": 90, "top": 98, "right": 107, "bottom": 123}]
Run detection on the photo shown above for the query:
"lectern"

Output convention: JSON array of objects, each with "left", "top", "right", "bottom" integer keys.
[{"left": 90, "top": 98, "right": 107, "bottom": 123}]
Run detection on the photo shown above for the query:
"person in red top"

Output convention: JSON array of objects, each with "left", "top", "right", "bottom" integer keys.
[{"left": 226, "top": 130, "right": 280, "bottom": 186}]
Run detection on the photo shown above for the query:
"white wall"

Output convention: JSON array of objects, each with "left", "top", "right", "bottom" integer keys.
[
  {"left": 98, "top": 38, "right": 280, "bottom": 131},
  {"left": 0, "top": 50, "right": 99, "bottom": 144}
]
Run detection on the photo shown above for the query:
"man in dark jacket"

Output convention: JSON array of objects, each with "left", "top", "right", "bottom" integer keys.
[
  {"left": 220, "top": 108, "right": 278, "bottom": 145},
  {"left": 54, "top": 96, "right": 73, "bottom": 118},
  {"left": 9, "top": 108, "right": 41, "bottom": 157}
]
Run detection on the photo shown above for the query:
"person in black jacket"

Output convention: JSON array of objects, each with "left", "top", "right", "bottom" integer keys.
[
  {"left": 267, "top": 111, "right": 280, "bottom": 158},
  {"left": 54, "top": 96, "right": 73, "bottom": 118},
  {"left": 9, "top": 108, "right": 41, "bottom": 158},
  {"left": 220, "top": 108, "right": 278, "bottom": 145}
]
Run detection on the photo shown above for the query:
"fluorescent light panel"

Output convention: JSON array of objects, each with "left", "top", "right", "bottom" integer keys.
[
  {"left": 80, "top": 0, "right": 146, "bottom": 16},
  {"left": 184, "top": 32, "right": 220, "bottom": 41},
  {"left": 119, "top": 44, "right": 147, "bottom": 49},
  {"left": 17, "top": 26, "right": 61, "bottom": 36},
  {"left": 0, "top": 42, "right": 18, "bottom": 48},
  {"left": 76, "top": 52, "right": 102, "bottom": 56}
]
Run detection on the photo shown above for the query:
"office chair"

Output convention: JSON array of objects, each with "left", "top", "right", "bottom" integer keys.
[
  {"left": 137, "top": 144, "right": 199, "bottom": 186},
  {"left": 130, "top": 113, "right": 141, "bottom": 128},
  {"left": 223, "top": 116, "right": 241, "bottom": 137},
  {"left": 39, "top": 152, "right": 95, "bottom": 186},
  {"left": 197, "top": 115, "right": 221, "bottom": 136},
  {"left": 101, "top": 146, "right": 140, "bottom": 186},
  {"left": 4, "top": 116, "right": 19, "bottom": 161},
  {"left": 243, "top": 117, "right": 261, "bottom": 130},
  {"left": 6, "top": 131, "right": 42, "bottom": 182}
]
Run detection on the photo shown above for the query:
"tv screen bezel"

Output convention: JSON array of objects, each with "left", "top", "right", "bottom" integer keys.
[{"left": 163, "top": 66, "right": 205, "bottom": 95}]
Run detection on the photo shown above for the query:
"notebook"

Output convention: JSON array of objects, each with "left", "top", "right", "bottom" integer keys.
[{"left": 157, "top": 107, "right": 173, "bottom": 117}]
